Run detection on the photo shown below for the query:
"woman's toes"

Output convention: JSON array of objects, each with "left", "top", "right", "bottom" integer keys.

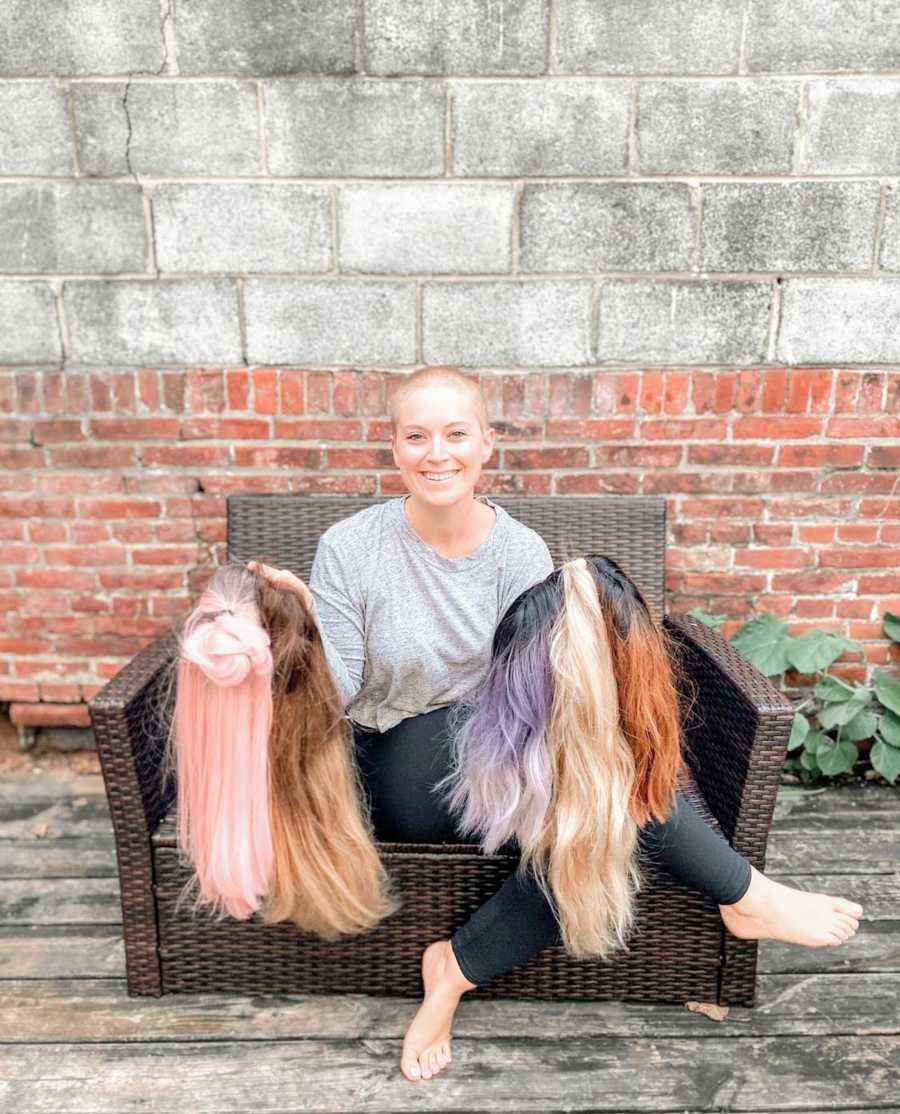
[
  {"left": 837, "top": 898, "right": 863, "bottom": 918},
  {"left": 401, "top": 1055, "right": 420, "bottom": 1083}
]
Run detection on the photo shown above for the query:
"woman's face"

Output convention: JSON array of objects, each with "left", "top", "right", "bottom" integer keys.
[{"left": 390, "top": 384, "right": 495, "bottom": 504}]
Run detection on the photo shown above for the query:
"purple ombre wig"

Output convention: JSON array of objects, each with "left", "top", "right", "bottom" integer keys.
[{"left": 434, "top": 570, "right": 566, "bottom": 858}]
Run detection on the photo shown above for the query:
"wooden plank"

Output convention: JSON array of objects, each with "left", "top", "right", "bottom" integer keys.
[
  {"left": 0, "top": 928, "right": 125, "bottom": 979},
  {"left": 1, "top": 972, "right": 898, "bottom": 1043},
  {"left": 0, "top": 796, "right": 112, "bottom": 841},
  {"left": 1, "top": 1036, "right": 897, "bottom": 1112},
  {"left": 0, "top": 837, "right": 117, "bottom": 878}
]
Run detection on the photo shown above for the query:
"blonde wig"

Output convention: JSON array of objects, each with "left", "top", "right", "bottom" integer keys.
[
  {"left": 159, "top": 560, "right": 401, "bottom": 940},
  {"left": 435, "top": 554, "right": 691, "bottom": 961}
]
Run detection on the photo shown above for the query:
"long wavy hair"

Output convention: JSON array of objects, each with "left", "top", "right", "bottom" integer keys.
[
  {"left": 158, "top": 559, "right": 401, "bottom": 940},
  {"left": 434, "top": 554, "right": 692, "bottom": 961}
]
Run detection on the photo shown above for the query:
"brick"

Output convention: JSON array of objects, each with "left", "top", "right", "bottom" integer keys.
[
  {"left": 154, "top": 184, "right": 332, "bottom": 274},
  {"left": 72, "top": 80, "right": 262, "bottom": 177},
  {"left": 520, "top": 183, "right": 694, "bottom": 272},
  {"left": 0, "top": 0, "right": 163, "bottom": 75},
  {"left": 64, "top": 279, "right": 242, "bottom": 366},
  {"left": 596, "top": 280, "right": 772, "bottom": 365},
  {"left": 700, "top": 183, "right": 879, "bottom": 272},
  {"left": 339, "top": 184, "right": 513, "bottom": 274},
  {"left": 0, "top": 282, "right": 62, "bottom": 364},
  {"left": 422, "top": 280, "right": 592, "bottom": 367},
  {"left": 556, "top": 0, "right": 743, "bottom": 74},
  {"left": 0, "top": 81, "right": 72, "bottom": 174},
  {"left": 777, "top": 279, "right": 900, "bottom": 364},
  {"left": 365, "top": 0, "right": 548, "bottom": 76},
  {"left": 244, "top": 279, "right": 416, "bottom": 365},
  {"left": 801, "top": 79, "right": 900, "bottom": 175},
  {"left": 0, "top": 183, "right": 146, "bottom": 274},
  {"left": 265, "top": 79, "right": 444, "bottom": 176},
  {"left": 637, "top": 80, "right": 796, "bottom": 173},
  {"left": 745, "top": 0, "right": 900, "bottom": 73},
  {"left": 176, "top": 0, "right": 356, "bottom": 76},
  {"left": 452, "top": 80, "right": 629, "bottom": 175}
]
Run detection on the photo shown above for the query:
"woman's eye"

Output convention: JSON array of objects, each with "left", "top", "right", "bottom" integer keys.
[{"left": 408, "top": 431, "right": 466, "bottom": 440}]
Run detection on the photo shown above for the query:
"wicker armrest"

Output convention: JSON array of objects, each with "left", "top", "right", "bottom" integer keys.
[
  {"left": 662, "top": 613, "right": 794, "bottom": 868},
  {"left": 88, "top": 627, "right": 180, "bottom": 996}
]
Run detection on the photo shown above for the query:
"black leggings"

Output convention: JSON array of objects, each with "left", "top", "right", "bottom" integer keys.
[{"left": 353, "top": 704, "right": 752, "bottom": 987}]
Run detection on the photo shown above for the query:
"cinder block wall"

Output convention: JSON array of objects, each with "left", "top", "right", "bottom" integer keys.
[{"left": 2, "top": 0, "right": 899, "bottom": 728}]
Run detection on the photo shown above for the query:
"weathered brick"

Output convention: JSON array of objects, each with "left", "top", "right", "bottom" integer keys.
[
  {"left": 556, "top": 0, "right": 743, "bottom": 74},
  {"left": 452, "top": 80, "right": 629, "bottom": 175},
  {"left": 176, "top": 0, "right": 356, "bottom": 76},
  {"left": 0, "top": 0, "right": 164, "bottom": 75},
  {"left": 637, "top": 79, "right": 797, "bottom": 173},
  {"left": 520, "top": 183, "right": 694, "bottom": 273},
  {"left": 338, "top": 184, "right": 513, "bottom": 274},
  {"left": 700, "top": 183, "right": 879, "bottom": 272},
  {"left": 72, "top": 80, "right": 262, "bottom": 177},
  {"left": 745, "top": 0, "right": 900, "bottom": 73},
  {"left": 64, "top": 279, "right": 242, "bottom": 365},
  {"left": 0, "top": 283, "right": 62, "bottom": 364},
  {"left": 243, "top": 280, "right": 416, "bottom": 365},
  {"left": 154, "top": 184, "right": 332, "bottom": 274},
  {"left": 365, "top": 0, "right": 549, "bottom": 75},
  {"left": 778, "top": 279, "right": 900, "bottom": 363},
  {"left": 0, "top": 82, "right": 72, "bottom": 174},
  {"left": 265, "top": 79, "right": 444, "bottom": 176},
  {"left": 801, "top": 79, "right": 900, "bottom": 175},
  {"left": 0, "top": 183, "right": 146, "bottom": 274},
  {"left": 596, "top": 280, "right": 773, "bottom": 365},
  {"left": 422, "top": 281, "right": 592, "bottom": 367}
]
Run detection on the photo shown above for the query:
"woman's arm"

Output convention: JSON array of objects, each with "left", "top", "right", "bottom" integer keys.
[{"left": 308, "top": 532, "right": 366, "bottom": 710}]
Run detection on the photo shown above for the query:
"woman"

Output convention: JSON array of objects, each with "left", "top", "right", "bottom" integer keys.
[{"left": 252, "top": 365, "right": 862, "bottom": 1085}]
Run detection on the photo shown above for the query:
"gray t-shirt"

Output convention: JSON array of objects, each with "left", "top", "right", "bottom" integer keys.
[{"left": 308, "top": 494, "right": 555, "bottom": 733}]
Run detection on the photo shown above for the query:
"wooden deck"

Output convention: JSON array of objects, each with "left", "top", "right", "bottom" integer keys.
[{"left": 1, "top": 761, "right": 898, "bottom": 1113}]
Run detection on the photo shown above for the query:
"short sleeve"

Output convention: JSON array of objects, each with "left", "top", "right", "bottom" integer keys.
[
  {"left": 308, "top": 532, "right": 366, "bottom": 709},
  {"left": 499, "top": 532, "right": 554, "bottom": 616}
]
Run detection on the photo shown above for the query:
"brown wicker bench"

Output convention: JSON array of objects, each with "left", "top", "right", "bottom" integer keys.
[{"left": 89, "top": 494, "right": 793, "bottom": 1006}]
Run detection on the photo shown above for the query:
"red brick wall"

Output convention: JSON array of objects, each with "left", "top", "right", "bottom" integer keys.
[{"left": 2, "top": 366, "right": 898, "bottom": 722}]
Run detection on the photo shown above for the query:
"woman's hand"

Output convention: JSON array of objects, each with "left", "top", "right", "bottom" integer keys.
[{"left": 247, "top": 561, "right": 314, "bottom": 611}]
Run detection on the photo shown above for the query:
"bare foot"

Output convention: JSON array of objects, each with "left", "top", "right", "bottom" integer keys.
[
  {"left": 400, "top": 939, "right": 478, "bottom": 1083},
  {"left": 720, "top": 865, "right": 863, "bottom": 947}
]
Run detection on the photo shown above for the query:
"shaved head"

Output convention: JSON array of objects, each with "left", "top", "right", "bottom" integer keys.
[{"left": 389, "top": 367, "right": 489, "bottom": 436}]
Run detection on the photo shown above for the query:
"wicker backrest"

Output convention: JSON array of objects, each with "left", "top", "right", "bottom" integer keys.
[{"left": 226, "top": 494, "right": 667, "bottom": 622}]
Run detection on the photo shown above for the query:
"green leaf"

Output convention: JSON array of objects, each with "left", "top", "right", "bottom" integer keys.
[
  {"left": 800, "top": 748, "right": 820, "bottom": 772},
  {"left": 877, "top": 710, "right": 900, "bottom": 748},
  {"left": 883, "top": 612, "right": 900, "bottom": 643},
  {"left": 687, "top": 608, "right": 727, "bottom": 630},
  {"left": 788, "top": 713, "right": 810, "bottom": 751},
  {"left": 730, "top": 614, "right": 790, "bottom": 675},
  {"left": 874, "top": 670, "right": 900, "bottom": 716},
  {"left": 813, "top": 675, "right": 857, "bottom": 704},
  {"left": 871, "top": 739, "right": 900, "bottom": 784},
  {"left": 816, "top": 690, "right": 872, "bottom": 730},
  {"left": 803, "top": 728, "right": 832, "bottom": 756},
  {"left": 785, "top": 630, "right": 847, "bottom": 675},
  {"left": 841, "top": 711, "right": 878, "bottom": 743},
  {"left": 816, "top": 739, "right": 858, "bottom": 777}
]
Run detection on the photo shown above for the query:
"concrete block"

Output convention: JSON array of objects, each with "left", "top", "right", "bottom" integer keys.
[
  {"left": 154, "top": 184, "right": 332, "bottom": 274},
  {"left": 520, "top": 183, "right": 694, "bottom": 273},
  {"left": 596, "top": 279, "right": 772, "bottom": 364},
  {"left": 746, "top": 0, "right": 900, "bottom": 73},
  {"left": 422, "top": 280, "right": 592, "bottom": 366},
  {"left": 451, "top": 79, "right": 629, "bottom": 175},
  {"left": 0, "top": 0, "right": 164, "bottom": 75},
  {"left": 556, "top": 0, "right": 743, "bottom": 74},
  {"left": 265, "top": 79, "right": 444, "bottom": 176},
  {"left": 365, "top": 0, "right": 548, "bottom": 75},
  {"left": 637, "top": 79, "right": 797, "bottom": 174},
  {"left": 801, "top": 79, "right": 900, "bottom": 175},
  {"left": 700, "top": 182, "right": 880, "bottom": 272},
  {"left": 176, "top": 0, "right": 356, "bottom": 75},
  {"left": 0, "top": 282, "right": 62, "bottom": 364},
  {"left": 0, "top": 183, "right": 146, "bottom": 274},
  {"left": 778, "top": 278, "right": 900, "bottom": 363},
  {"left": 64, "top": 279, "right": 242, "bottom": 365},
  {"left": 244, "top": 279, "right": 416, "bottom": 364},
  {"left": 72, "top": 81, "right": 262, "bottom": 177},
  {"left": 338, "top": 184, "right": 513, "bottom": 274},
  {"left": 878, "top": 187, "right": 900, "bottom": 270},
  {"left": 0, "top": 82, "right": 73, "bottom": 175}
]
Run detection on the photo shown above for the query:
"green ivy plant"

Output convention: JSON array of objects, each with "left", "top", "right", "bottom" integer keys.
[{"left": 686, "top": 608, "right": 900, "bottom": 786}]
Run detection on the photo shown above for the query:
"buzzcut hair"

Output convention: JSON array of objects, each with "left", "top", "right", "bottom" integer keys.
[{"left": 388, "top": 366, "right": 490, "bottom": 437}]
